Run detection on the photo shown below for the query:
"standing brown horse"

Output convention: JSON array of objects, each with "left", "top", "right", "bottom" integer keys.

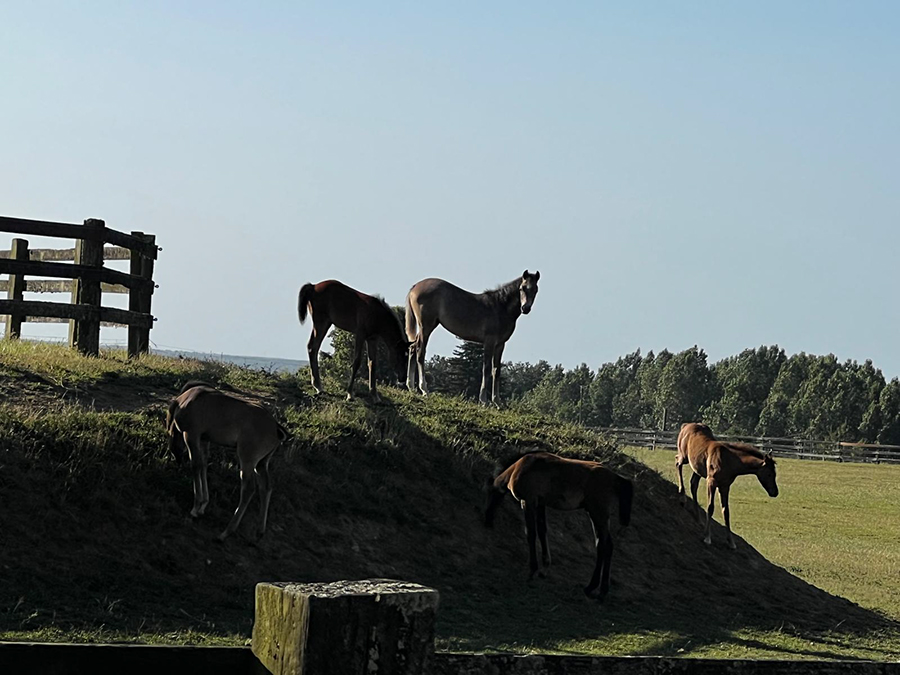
[
  {"left": 676, "top": 422, "right": 778, "bottom": 549},
  {"left": 485, "top": 451, "right": 633, "bottom": 601},
  {"left": 166, "top": 383, "right": 288, "bottom": 541},
  {"left": 298, "top": 280, "right": 410, "bottom": 401},
  {"left": 405, "top": 271, "right": 540, "bottom": 405}
]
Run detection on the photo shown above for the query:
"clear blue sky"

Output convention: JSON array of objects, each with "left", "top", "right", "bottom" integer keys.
[{"left": 2, "top": 2, "right": 898, "bottom": 375}]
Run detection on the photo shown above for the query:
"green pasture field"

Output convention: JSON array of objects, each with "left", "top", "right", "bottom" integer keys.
[{"left": 624, "top": 446, "right": 900, "bottom": 625}]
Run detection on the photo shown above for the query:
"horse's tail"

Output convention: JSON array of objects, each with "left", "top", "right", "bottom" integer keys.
[
  {"left": 298, "top": 283, "right": 315, "bottom": 324},
  {"left": 404, "top": 291, "right": 418, "bottom": 343},
  {"left": 616, "top": 474, "right": 633, "bottom": 527}
]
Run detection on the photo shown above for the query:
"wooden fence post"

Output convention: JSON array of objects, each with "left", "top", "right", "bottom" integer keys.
[
  {"left": 127, "top": 232, "right": 156, "bottom": 357},
  {"left": 252, "top": 579, "right": 439, "bottom": 675},
  {"left": 4, "top": 238, "right": 29, "bottom": 339},
  {"left": 68, "top": 219, "right": 105, "bottom": 356}
]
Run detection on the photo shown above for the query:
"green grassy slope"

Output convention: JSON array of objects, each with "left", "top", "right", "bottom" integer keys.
[{"left": 1, "top": 341, "right": 898, "bottom": 660}]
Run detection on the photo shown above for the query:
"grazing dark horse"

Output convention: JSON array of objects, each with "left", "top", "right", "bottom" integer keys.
[
  {"left": 166, "top": 383, "right": 288, "bottom": 541},
  {"left": 485, "top": 451, "right": 633, "bottom": 601},
  {"left": 405, "top": 270, "right": 540, "bottom": 405},
  {"left": 298, "top": 280, "right": 410, "bottom": 401},
  {"left": 676, "top": 422, "right": 779, "bottom": 549}
]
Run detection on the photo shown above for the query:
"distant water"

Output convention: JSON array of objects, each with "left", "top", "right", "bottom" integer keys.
[{"left": 152, "top": 348, "right": 308, "bottom": 374}]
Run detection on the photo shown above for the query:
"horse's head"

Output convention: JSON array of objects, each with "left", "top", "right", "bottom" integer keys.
[
  {"left": 167, "top": 426, "right": 188, "bottom": 464},
  {"left": 165, "top": 398, "right": 187, "bottom": 464},
  {"left": 757, "top": 452, "right": 778, "bottom": 497},
  {"left": 393, "top": 339, "right": 413, "bottom": 384},
  {"left": 520, "top": 270, "right": 540, "bottom": 315}
]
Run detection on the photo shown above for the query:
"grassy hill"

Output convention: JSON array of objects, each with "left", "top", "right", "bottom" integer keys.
[{"left": 1, "top": 341, "right": 898, "bottom": 660}]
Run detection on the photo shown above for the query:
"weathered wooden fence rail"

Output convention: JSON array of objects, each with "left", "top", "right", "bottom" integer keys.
[
  {"left": 3, "top": 578, "right": 899, "bottom": 674},
  {"left": 0, "top": 215, "right": 159, "bottom": 356},
  {"left": 598, "top": 426, "right": 900, "bottom": 465}
]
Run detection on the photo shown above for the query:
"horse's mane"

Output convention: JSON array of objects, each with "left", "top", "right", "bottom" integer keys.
[
  {"left": 725, "top": 442, "right": 769, "bottom": 460},
  {"left": 375, "top": 295, "right": 404, "bottom": 339},
  {"left": 483, "top": 278, "right": 521, "bottom": 306}
]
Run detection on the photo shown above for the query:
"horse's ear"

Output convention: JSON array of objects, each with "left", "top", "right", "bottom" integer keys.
[
  {"left": 522, "top": 269, "right": 530, "bottom": 279},
  {"left": 534, "top": 270, "right": 540, "bottom": 281}
]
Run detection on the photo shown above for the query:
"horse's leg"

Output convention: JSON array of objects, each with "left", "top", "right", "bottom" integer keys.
[
  {"left": 255, "top": 453, "right": 274, "bottom": 538},
  {"left": 522, "top": 501, "right": 539, "bottom": 580},
  {"left": 720, "top": 483, "right": 736, "bottom": 550},
  {"left": 307, "top": 320, "right": 331, "bottom": 394},
  {"left": 416, "top": 325, "right": 435, "bottom": 396},
  {"left": 689, "top": 472, "right": 701, "bottom": 522},
  {"left": 219, "top": 450, "right": 258, "bottom": 541},
  {"left": 184, "top": 432, "right": 208, "bottom": 518},
  {"left": 345, "top": 333, "right": 366, "bottom": 400},
  {"left": 199, "top": 439, "right": 210, "bottom": 514},
  {"left": 599, "top": 530, "right": 614, "bottom": 601},
  {"left": 491, "top": 342, "right": 506, "bottom": 406},
  {"left": 585, "top": 510, "right": 610, "bottom": 598},
  {"left": 703, "top": 480, "right": 717, "bottom": 545},
  {"left": 536, "top": 504, "right": 551, "bottom": 570},
  {"left": 479, "top": 341, "right": 494, "bottom": 405},
  {"left": 676, "top": 455, "right": 686, "bottom": 505},
  {"left": 406, "top": 342, "right": 418, "bottom": 393},
  {"left": 366, "top": 337, "right": 380, "bottom": 402}
]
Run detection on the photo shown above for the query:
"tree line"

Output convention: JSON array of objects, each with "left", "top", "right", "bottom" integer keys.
[{"left": 321, "top": 318, "right": 900, "bottom": 444}]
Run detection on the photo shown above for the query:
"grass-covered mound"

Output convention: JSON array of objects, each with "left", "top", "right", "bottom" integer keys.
[{"left": 0, "top": 341, "right": 898, "bottom": 659}]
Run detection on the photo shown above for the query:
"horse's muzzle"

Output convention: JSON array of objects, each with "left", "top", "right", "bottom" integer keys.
[{"left": 521, "top": 305, "right": 531, "bottom": 315}]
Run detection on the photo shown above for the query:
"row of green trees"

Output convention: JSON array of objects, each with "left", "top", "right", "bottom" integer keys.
[
  {"left": 320, "top": 323, "right": 900, "bottom": 444},
  {"left": 519, "top": 345, "right": 900, "bottom": 444}
]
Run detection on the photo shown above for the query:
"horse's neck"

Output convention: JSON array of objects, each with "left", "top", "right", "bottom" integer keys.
[
  {"left": 493, "top": 281, "right": 521, "bottom": 319},
  {"left": 732, "top": 451, "right": 765, "bottom": 475}
]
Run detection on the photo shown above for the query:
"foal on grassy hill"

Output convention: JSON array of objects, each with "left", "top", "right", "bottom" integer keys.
[
  {"left": 405, "top": 271, "right": 540, "bottom": 406},
  {"left": 166, "top": 383, "right": 288, "bottom": 541},
  {"left": 676, "top": 422, "right": 779, "bottom": 549},
  {"left": 485, "top": 451, "right": 633, "bottom": 601},
  {"left": 298, "top": 280, "right": 410, "bottom": 401}
]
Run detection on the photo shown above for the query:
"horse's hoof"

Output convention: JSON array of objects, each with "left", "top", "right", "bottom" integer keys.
[
  {"left": 728, "top": 541, "right": 737, "bottom": 551},
  {"left": 537, "top": 571, "right": 546, "bottom": 579},
  {"left": 703, "top": 536, "right": 712, "bottom": 546},
  {"left": 583, "top": 587, "right": 595, "bottom": 598},
  {"left": 214, "top": 533, "right": 227, "bottom": 544},
  {"left": 346, "top": 393, "right": 353, "bottom": 401}
]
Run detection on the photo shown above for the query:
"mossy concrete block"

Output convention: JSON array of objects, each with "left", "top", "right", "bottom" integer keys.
[{"left": 252, "top": 579, "right": 439, "bottom": 675}]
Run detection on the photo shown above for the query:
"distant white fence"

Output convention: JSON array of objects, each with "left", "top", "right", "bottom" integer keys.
[{"left": 598, "top": 427, "right": 900, "bottom": 465}]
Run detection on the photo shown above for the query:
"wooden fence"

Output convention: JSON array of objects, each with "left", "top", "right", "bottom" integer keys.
[
  {"left": 598, "top": 426, "right": 900, "bottom": 465},
  {"left": 0, "top": 215, "right": 159, "bottom": 356}
]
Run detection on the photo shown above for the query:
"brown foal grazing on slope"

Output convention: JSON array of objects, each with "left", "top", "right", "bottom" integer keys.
[
  {"left": 485, "top": 451, "right": 633, "bottom": 601},
  {"left": 405, "top": 271, "right": 540, "bottom": 406},
  {"left": 676, "top": 422, "right": 778, "bottom": 549},
  {"left": 167, "top": 383, "right": 288, "bottom": 541},
  {"left": 298, "top": 280, "right": 410, "bottom": 401}
]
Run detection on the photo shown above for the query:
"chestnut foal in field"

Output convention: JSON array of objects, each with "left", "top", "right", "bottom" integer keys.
[
  {"left": 298, "top": 280, "right": 410, "bottom": 401},
  {"left": 167, "top": 382, "right": 288, "bottom": 541},
  {"left": 676, "top": 422, "right": 779, "bottom": 549},
  {"left": 485, "top": 451, "right": 633, "bottom": 601}
]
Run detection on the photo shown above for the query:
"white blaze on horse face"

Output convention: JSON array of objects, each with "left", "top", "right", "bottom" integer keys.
[{"left": 519, "top": 276, "right": 539, "bottom": 315}]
